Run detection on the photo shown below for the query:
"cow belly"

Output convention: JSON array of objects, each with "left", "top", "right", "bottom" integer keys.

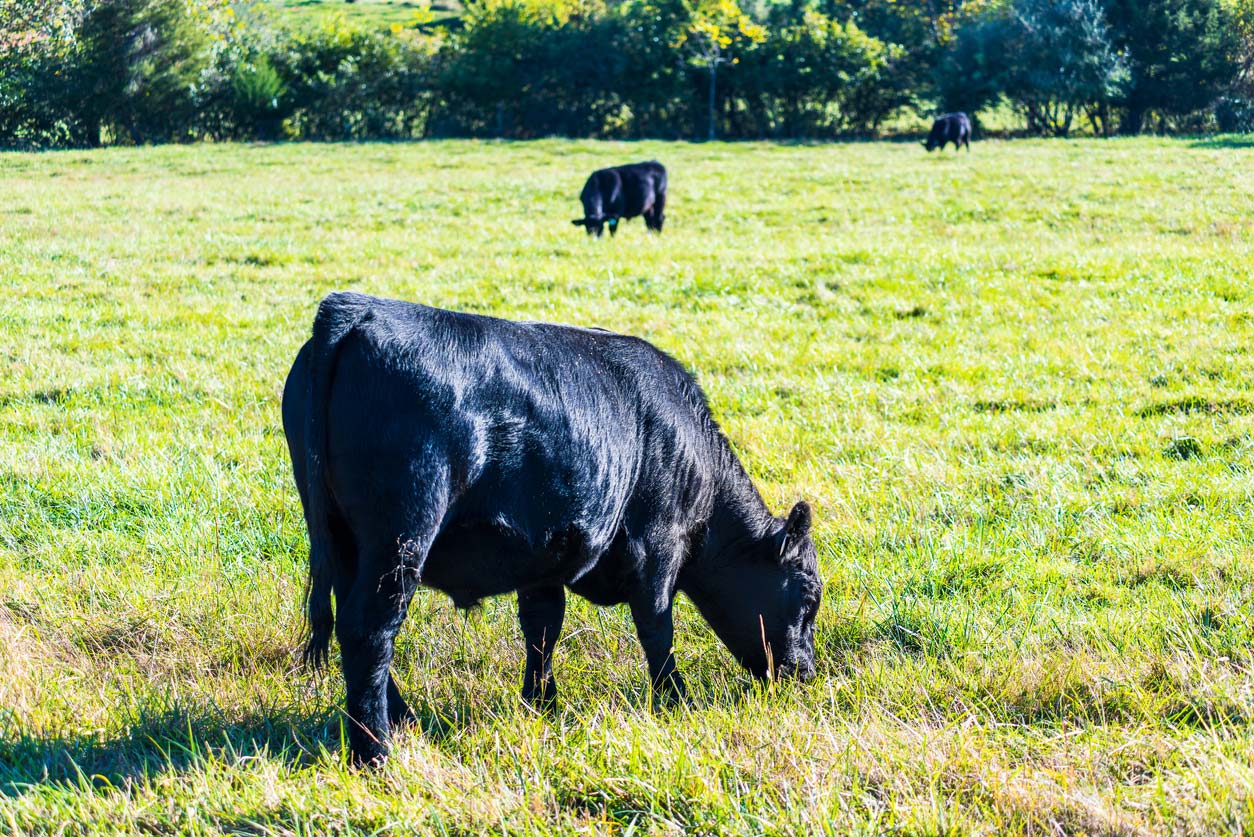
[{"left": 421, "top": 520, "right": 598, "bottom": 608}]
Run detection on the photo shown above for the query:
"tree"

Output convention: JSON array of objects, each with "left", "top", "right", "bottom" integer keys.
[
  {"left": 676, "top": 0, "right": 765, "bottom": 140},
  {"left": 1005, "top": 0, "right": 1127, "bottom": 135},
  {"left": 734, "top": 10, "right": 904, "bottom": 137},
  {"left": 1104, "top": 0, "right": 1241, "bottom": 132},
  {"left": 934, "top": 9, "right": 1013, "bottom": 123},
  {"left": 73, "top": 0, "right": 218, "bottom": 144},
  {"left": 0, "top": 0, "right": 84, "bottom": 146}
]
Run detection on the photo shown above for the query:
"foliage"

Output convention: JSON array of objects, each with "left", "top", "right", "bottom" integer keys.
[
  {"left": 1104, "top": 0, "right": 1242, "bottom": 132},
  {"left": 434, "top": 0, "right": 627, "bottom": 137},
  {"left": 230, "top": 55, "right": 289, "bottom": 140},
  {"left": 73, "top": 0, "right": 221, "bottom": 144},
  {"left": 1003, "top": 0, "right": 1128, "bottom": 136},
  {"left": 1, "top": 0, "right": 1252, "bottom": 145},
  {"left": 733, "top": 10, "right": 906, "bottom": 136},
  {"left": 270, "top": 15, "right": 437, "bottom": 140},
  {"left": 676, "top": 0, "right": 767, "bottom": 139},
  {"left": 934, "top": 8, "right": 1012, "bottom": 121},
  {"left": 0, "top": 0, "right": 84, "bottom": 147}
]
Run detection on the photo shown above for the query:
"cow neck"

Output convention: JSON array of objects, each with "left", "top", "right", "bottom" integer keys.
[{"left": 701, "top": 451, "right": 777, "bottom": 567}]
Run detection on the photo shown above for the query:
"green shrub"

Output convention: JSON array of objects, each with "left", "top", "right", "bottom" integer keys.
[
  {"left": 433, "top": 0, "right": 630, "bottom": 138},
  {"left": 73, "top": 0, "right": 216, "bottom": 145},
  {"left": 0, "top": 0, "right": 87, "bottom": 147},
  {"left": 230, "top": 56, "right": 289, "bottom": 140},
  {"left": 732, "top": 11, "right": 906, "bottom": 137},
  {"left": 270, "top": 16, "right": 437, "bottom": 140}
]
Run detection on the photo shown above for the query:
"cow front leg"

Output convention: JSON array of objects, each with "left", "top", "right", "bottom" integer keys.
[
  {"left": 518, "top": 585, "right": 565, "bottom": 708},
  {"left": 337, "top": 544, "right": 422, "bottom": 766},
  {"left": 629, "top": 597, "right": 686, "bottom": 707}
]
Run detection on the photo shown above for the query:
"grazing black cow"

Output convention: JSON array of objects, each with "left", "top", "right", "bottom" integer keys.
[
  {"left": 923, "top": 112, "right": 971, "bottom": 152},
  {"left": 571, "top": 161, "right": 667, "bottom": 237},
  {"left": 282, "top": 291, "right": 822, "bottom": 765}
]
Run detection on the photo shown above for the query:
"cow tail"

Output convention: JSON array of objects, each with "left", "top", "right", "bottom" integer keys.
[{"left": 303, "top": 292, "right": 366, "bottom": 670}]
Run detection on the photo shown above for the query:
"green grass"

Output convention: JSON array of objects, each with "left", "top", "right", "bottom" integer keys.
[
  {"left": 2, "top": 137, "right": 1254, "bottom": 834},
  {"left": 261, "top": 0, "right": 463, "bottom": 32}
]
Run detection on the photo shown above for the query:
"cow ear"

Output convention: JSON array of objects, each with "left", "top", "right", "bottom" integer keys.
[
  {"left": 778, "top": 501, "right": 812, "bottom": 559},
  {"left": 572, "top": 218, "right": 586, "bottom": 227},
  {"left": 786, "top": 501, "right": 811, "bottom": 538}
]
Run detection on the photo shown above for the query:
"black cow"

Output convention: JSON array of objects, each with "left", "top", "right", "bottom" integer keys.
[
  {"left": 282, "top": 291, "right": 822, "bottom": 765},
  {"left": 924, "top": 112, "right": 971, "bottom": 152},
  {"left": 571, "top": 161, "right": 667, "bottom": 237}
]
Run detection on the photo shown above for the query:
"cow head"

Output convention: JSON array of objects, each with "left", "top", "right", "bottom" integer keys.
[
  {"left": 685, "top": 501, "right": 822, "bottom": 682},
  {"left": 922, "top": 139, "right": 935, "bottom": 152},
  {"left": 572, "top": 216, "right": 606, "bottom": 237}
]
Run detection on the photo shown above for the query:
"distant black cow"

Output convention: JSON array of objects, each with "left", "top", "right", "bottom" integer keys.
[
  {"left": 283, "top": 292, "right": 822, "bottom": 765},
  {"left": 571, "top": 161, "right": 667, "bottom": 237},
  {"left": 924, "top": 113, "right": 971, "bottom": 152}
]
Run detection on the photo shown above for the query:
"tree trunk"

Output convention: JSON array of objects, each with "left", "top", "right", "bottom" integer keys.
[
  {"left": 707, "top": 59, "right": 717, "bottom": 141},
  {"left": 1119, "top": 103, "right": 1144, "bottom": 135}
]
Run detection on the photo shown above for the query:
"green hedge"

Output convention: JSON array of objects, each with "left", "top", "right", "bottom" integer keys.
[{"left": 0, "top": 0, "right": 1249, "bottom": 148}]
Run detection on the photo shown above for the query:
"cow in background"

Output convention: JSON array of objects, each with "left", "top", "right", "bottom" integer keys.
[
  {"left": 572, "top": 161, "right": 667, "bottom": 237},
  {"left": 924, "top": 113, "right": 972, "bottom": 152}
]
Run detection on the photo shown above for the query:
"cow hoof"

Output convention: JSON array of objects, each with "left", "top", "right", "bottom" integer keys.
[
  {"left": 521, "top": 685, "right": 559, "bottom": 713},
  {"left": 650, "top": 688, "right": 688, "bottom": 712},
  {"left": 348, "top": 734, "right": 390, "bottom": 769},
  {"left": 349, "top": 747, "right": 388, "bottom": 769}
]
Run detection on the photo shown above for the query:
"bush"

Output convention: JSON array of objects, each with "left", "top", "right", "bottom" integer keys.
[
  {"left": 433, "top": 0, "right": 627, "bottom": 138},
  {"left": 73, "top": 0, "right": 217, "bottom": 145},
  {"left": 230, "top": 56, "right": 289, "bottom": 140},
  {"left": 1214, "top": 95, "right": 1254, "bottom": 131},
  {"left": 733, "top": 11, "right": 906, "bottom": 137},
  {"left": 0, "top": 0, "right": 88, "bottom": 147},
  {"left": 269, "top": 16, "right": 438, "bottom": 140}
]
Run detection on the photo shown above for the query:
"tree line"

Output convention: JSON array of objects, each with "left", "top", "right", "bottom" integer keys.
[{"left": 2, "top": 0, "right": 1252, "bottom": 149}]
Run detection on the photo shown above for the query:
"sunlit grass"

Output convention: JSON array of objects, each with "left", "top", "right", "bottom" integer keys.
[
  {"left": 1, "top": 137, "right": 1253, "bottom": 834},
  {"left": 262, "top": 0, "right": 464, "bottom": 32}
]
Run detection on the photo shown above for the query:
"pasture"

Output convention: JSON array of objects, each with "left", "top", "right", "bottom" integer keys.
[
  {"left": 263, "top": 0, "right": 464, "bottom": 31},
  {"left": 1, "top": 137, "right": 1253, "bottom": 835}
]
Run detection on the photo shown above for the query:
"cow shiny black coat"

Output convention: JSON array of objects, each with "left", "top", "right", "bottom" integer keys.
[
  {"left": 571, "top": 161, "right": 666, "bottom": 237},
  {"left": 924, "top": 112, "right": 971, "bottom": 152},
  {"left": 282, "top": 292, "right": 822, "bottom": 765}
]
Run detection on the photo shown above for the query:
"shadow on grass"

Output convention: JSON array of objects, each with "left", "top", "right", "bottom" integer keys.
[
  {"left": 0, "top": 707, "right": 339, "bottom": 798},
  {"left": 1188, "top": 135, "right": 1254, "bottom": 149},
  {"left": 0, "top": 694, "right": 485, "bottom": 797}
]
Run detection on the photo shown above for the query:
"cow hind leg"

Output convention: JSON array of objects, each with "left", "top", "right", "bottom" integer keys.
[
  {"left": 517, "top": 585, "right": 565, "bottom": 708},
  {"left": 336, "top": 535, "right": 427, "bottom": 766}
]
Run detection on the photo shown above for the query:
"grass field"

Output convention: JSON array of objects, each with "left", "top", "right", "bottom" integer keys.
[
  {"left": 261, "top": 0, "right": 464, "bottom": 31},
  {"left": 1, "top": 137, "right": 1253, "bottom": 835}
]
